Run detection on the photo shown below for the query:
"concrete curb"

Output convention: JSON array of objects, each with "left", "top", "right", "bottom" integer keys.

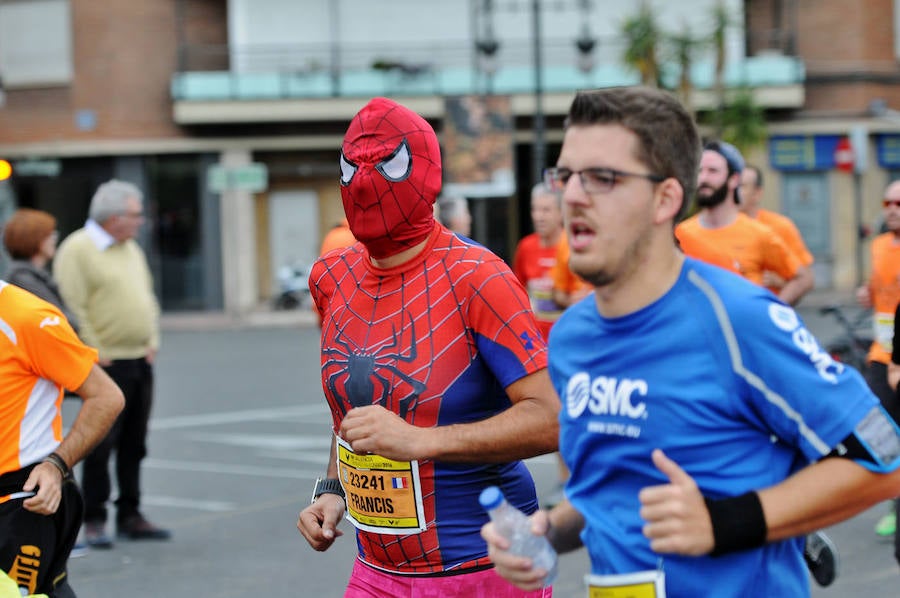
[{"left": 161, "top": 308, "right": 317, "bottom": 331}]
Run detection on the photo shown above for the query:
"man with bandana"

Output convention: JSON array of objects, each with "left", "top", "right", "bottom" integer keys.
[
  {"left": 676, "top": 141, "right": 814, "bottom": 306},
  {"left": 296, "top": 97, "right": 559, "bottom": 597}
]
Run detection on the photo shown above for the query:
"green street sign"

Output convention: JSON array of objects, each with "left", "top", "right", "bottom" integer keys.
[{"left": 207, "top": 163, "right": 268, "bottom": 193}]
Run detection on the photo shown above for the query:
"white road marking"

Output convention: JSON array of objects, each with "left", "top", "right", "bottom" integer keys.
[
  {"left": 141, "top": 495, "right": 236, "bottom": 512},
  {"left": 143, "top": 458, "right": 320, "bottom": 479},
  {"left": 255, "top": 450, "right": 330, "bottom": 464},
  {"left": 150, "top": 405, "right": 330, "bottom": 430},
  {"left": 187, "top": 433, "right": 331, "bottom": 450}
]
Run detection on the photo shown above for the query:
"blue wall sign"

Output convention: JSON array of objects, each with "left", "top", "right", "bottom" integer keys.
[
  {"left": 876, "top": 135, "right": 900, "bottom": 168},
  {"left": 769, "top": 135, "right": 842, "bottom": 171}
]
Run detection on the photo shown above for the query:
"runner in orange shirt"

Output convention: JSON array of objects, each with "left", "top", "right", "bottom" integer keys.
[
  {"left": 739, "top": 165, "right": 815, "bottom": 293},
  {"left": 315, "top": 218, "right": 358, "bottom": 327},
  {"left": 550, "top": 234, "right": 593, "bottom": 308},
  {"left": 674, "top": 225, "right": 740, "bottom": 273},
  {"left": 856, "top": 184, "right": 900, "bottom": 385},
  {"left": 319, "top": 218, "right": 357, "bottom": 256},
  {"left": 513, "top": 183, "right": 573, "bottom": 509},
  {"left": 513, "top": 183, "right": 566, "bottom": 341},
  {"left": 676, "top": 141, "right": 814, "bottom": 305},
  {"left": 0, "top": 282, "right": 123, "bottom": 597},
  {"left": 857, "top": 180, "right": 900, "bottom": 543}
]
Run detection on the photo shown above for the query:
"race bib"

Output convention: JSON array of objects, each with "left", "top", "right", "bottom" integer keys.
[
  {"left": 874, "top": 312, "right": 894, "bottom": 353},
  {"left": 335, "top": 435, "right": 426, "bottom": 534},
  {"left": 585, "top": 569, "right": 666, "bottom": 598}
]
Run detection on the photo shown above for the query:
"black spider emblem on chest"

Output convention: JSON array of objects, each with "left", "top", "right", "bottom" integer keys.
[{"left": 324, "top": 319, "right": 427, "bottom": 419}]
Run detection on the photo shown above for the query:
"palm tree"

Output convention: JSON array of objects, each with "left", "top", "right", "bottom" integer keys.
[
  {"left": 710, "top": 0, "right": 731, "bottom": 136},
  {"left": 720, "top": 88, "right": 768, "bottom": 153},
  {"left": 621, "top": 2, "right": 661, "bottom": 88},
  {"left": 667, "top": 23, "right": 699, "bottom": 111}
]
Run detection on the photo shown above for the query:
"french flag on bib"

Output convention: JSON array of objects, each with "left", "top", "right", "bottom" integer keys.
[{"left": 392, "top": 477, "right": 408, "bottom": 489}]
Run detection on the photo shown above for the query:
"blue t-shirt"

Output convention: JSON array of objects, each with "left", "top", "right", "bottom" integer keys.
[{"left": 549, "top": 258, "right": 898, "bottom": 597}]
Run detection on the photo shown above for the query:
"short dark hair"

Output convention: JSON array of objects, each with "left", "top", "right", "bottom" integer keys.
[
  {"left": 744, "top": 164, "right": 763, "bottom": 188},
  {"left": 565, "top": 87, "right": 701, "bottom": 221}
]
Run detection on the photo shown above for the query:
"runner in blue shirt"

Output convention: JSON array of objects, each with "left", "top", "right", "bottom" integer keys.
[{"left": 482, "top": 86, "right": 900, "bottom": 598}]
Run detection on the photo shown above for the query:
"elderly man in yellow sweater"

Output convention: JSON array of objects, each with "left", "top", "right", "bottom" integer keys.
[{"left": 54, "top": 179, "right": 170, "bottom": 548}]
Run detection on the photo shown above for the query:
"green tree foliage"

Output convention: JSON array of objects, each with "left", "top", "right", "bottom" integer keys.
[
  {"left": 620, "top": 1, "right": 767, "bottom": 151},
  {"left": 666, "top": 23, "right": 700, "bottom": 110},
  {"left": 621, "top": 2, "right": 661, "bottom": 87},
  {"left": 718, "top": 88, "right": 768, "bottom": 152},
  {"left": 710, "top": 0, "right": 731, "bottom": 124}
]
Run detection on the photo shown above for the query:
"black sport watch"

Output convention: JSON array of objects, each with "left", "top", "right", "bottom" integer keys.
[{"left": 311, "top": 477, "right": 345, "bottom": 504}]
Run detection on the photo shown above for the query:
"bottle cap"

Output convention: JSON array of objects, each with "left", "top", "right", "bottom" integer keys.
[{"left": 479, "top": 486, "right": 503, "bottom": 510}]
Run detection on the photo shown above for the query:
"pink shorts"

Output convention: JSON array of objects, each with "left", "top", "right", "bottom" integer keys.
[{"left": 344, "top": 559, "right": 553, "bottom": 598}]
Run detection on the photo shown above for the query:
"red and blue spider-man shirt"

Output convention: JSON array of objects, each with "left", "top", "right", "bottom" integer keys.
[{"left": 310, "top": 224, "right": 548, "bottom": 575}]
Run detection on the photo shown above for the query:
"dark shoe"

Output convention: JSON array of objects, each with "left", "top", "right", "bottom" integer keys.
[
  {"left": 117, "top": 514, "right": 171, "bottom": 541},
  {"left": 804, "top": 530, "right": 839, "bottom": 587},
  {"left": 84, "top": 522, "right": 113, "bottom": 549}
]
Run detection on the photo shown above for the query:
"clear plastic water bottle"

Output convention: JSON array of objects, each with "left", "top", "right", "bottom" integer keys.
[{"left": 479, "top": 485, "right": 558, "bottom": 586}]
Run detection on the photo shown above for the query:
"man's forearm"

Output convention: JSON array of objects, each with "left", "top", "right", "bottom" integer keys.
[
  {"left": 421, "top": 397, "right": 558, "bottom": 463},
  {"left": 54, "top": 365, "right": 123, "bottom": 467},
  {"left": 778, "top": 268, "right": 814, "bottom": 306},
  {"left": 760, "top": 457, "right": 900, "bottom": 542}
]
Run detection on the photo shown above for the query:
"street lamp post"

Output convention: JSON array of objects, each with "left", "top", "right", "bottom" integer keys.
[
  {"left": 329, "top": 1, "right": 342, "bottom": 97},
  {"left": 475, "top": 0, "right": 500, "bottom": 95},
  {"left": 474, "top": 0, "right": 596, "bottom": 186},
  {"left": 531, "top": 0, "right": 545, "bottom": 187}
]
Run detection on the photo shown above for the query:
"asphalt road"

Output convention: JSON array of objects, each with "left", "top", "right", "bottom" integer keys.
[{"left": 59, "top": 299, "right": 899, "bottom": 597}]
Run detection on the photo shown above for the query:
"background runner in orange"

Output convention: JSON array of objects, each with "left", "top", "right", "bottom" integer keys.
[
  {"left": 549, "top": 234, "right": 592, "bottom": 308},
  {"left": 513, "top": 183, "right": 566, "bottom": 342},
  {"left": 0, "top": 281, "right": 123, "bottom": 597},
  {"left": 676, "top": 141, "right": 814, "bottom": 306},
  {"left": 513, "top": 183, "right": 570, "bottom": 510},
  {"left": 739, "top": 165, "right": 815, "bottom": 294},
  {"left": 856, "top": 180, "right": 900, "bottom": 549},
  {"left": 674, "top": 226, "right": 740, "bottom": 273}
]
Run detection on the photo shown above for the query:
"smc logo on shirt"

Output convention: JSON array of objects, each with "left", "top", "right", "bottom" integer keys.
[
  {"left": 768, "top": 303, "right": 842, "bottom": 384},
  {"left": 565, "top": 373, "right": 649, "bottom": 420}
]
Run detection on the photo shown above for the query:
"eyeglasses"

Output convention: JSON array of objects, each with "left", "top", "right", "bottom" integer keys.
[
  {"left": 883, "top": 199, "right": 900, "bottom": 208},
  {"left": 543, "top": 166, "right": 665, "bottom": 194},
  {"left": 120, "top": 211, "right": 144, "bottom": 218}
]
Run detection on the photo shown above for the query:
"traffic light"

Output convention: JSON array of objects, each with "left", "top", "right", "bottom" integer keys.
[{"left": 0, "top": 160, "right": 11, "bottom": 181}]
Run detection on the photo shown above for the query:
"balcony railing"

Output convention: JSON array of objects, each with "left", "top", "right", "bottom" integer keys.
[{"left": 171, "top": 38, "right": 805, "bottom": 102}]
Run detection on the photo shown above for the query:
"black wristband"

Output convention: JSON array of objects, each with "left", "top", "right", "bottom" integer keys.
[
  {"left": 311, "top": 477, "right": 345, "bottom": 504},
  {"left": 704, "top": 491, "right": 767, "bottom": 556},
  {"left": 43, "top": 452, "right": 71, "bottom": 479}
]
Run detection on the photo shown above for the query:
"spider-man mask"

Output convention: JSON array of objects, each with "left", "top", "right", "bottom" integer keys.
[{"left": 340, "top": 97, "right": 442, "bottom": 259}]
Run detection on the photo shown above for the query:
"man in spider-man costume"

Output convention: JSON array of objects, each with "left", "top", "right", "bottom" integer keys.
[{"left": 296, "top": 97, "right": 560, "bottom": 597}]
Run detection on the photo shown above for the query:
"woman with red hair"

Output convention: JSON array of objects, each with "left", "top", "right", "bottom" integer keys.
[{"left": 3, "top": 208, "right": 78, "bottom": 331}]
